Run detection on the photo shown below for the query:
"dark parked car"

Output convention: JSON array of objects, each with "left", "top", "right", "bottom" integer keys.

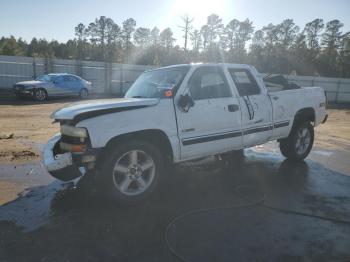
[{"left": 13, "top": 73, "right": 93, "bottom": 101}]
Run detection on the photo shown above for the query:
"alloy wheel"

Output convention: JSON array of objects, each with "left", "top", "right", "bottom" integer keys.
[
  {"left": 112, "top": 150, "right": 156, "bottom": 196},
  {"left": 35, "top": 89, "right": 46, "bottom": 101},
  {"left": 295, "top": 127, "right": 311, "bottom": 155}
]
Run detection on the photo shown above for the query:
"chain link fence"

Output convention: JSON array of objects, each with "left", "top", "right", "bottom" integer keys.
[{"left": 0, "top": 55, "right": 155, "bottom": 96}]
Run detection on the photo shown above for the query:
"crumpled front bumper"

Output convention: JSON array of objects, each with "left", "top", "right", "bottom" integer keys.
[{"left": 43, "top": 134, "right": 83, "bottom": 181}]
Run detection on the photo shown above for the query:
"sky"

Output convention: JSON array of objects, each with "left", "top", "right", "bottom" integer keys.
[{"left": 1, "top": 0, "right": 349, "bottom": 46}]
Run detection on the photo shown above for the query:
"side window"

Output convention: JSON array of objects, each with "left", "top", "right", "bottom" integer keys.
[
  {"left": 66, "top": 75, "right": 77, "bottom": 82},
  {"left": 55, "top": 76, "right": 64, "bottom": 83},
  {"left": 63, "top": 75, "right": 70, "bottom": 82},
  {"left": 188, "top": 67, "right": 231, "bottom": 100},
  {"left": 228, "top": 69, "right": 260, "bottom": 96},
  {"left": 69, "top": 76, "right": 79, "bottom": 82}
]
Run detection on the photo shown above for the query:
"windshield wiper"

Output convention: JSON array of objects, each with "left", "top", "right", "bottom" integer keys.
[{"left": 131, "top": 96, "right": 146, "bottom": 98}]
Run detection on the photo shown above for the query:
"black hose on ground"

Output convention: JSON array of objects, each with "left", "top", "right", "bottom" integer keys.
[{"left": 164, "top": 185, "right": 350, "bottom": 262}]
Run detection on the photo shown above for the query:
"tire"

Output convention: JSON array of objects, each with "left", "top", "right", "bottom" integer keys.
[
  {"left": 97, "top": 140, "right": 164, "bottom": 205},
  {"left": 79, "top": 88, "right": 88, "bottom": 99},
  {"left": 34, "top": 88, "right": 47, "bottom": 101},
  {"left": 279, "top": 121, "right": 314, "bottom": 161}
]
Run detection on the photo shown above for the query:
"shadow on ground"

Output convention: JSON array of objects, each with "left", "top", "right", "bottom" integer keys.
[{"left": 0, "top": 150, "right": 350, "bottom": 262}]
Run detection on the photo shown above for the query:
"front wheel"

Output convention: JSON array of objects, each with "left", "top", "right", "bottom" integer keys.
[
  {"left": 34, "top": 88, "right": 47, "bottom": 101},
  {"left": 98, "top": 140, "right": 164, "bottom": 205},
  {"left": 280, "top": 121, "right": 314, "bottom": 161}
]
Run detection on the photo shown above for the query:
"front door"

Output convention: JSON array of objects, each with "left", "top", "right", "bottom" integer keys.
[
  {"left": 176, "top": 66, "right": 242, "bottom": 160},
  {"left": 228, "top": 68, "right": 273, "bottom": 147},
  {"left": 49, "top": 76, "right": 66, "bottom": 96}
]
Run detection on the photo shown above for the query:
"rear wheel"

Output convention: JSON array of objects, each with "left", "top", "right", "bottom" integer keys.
[
  {"left": 98, "top": 140, "right": 164, "bottom": 205},
  {"left": 34, "top": 88, "right": 47, "bottom": 101},
  {"left": 280, "top": 121, "right": 314, "bottom": 161}
]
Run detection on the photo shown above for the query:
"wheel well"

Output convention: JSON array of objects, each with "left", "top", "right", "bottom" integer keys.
[
  {"left": 293, "top": 108, "right": 315, "bottom": 126},
  {"left": 101, "top": 129, "right": 174, "bottom": 163}
]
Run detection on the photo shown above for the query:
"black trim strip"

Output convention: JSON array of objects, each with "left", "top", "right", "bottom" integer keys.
[
  {"left": 273, "top": 121, "right": 290, "bottom": 128},
  {"left": 72, "top": 105, "right": 149, "bottom": 124},
  {"left": 182, "top": 131, "right": 242, "bottom": 146},
  {"left": 242, "top": 125, "right": 272, "bottom": 135},
  {"left": 182, "top": 121, "right": 290, "bottom": 146}
]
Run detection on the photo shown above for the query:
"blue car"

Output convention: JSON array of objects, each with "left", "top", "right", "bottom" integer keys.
[{"left": 13, "top": 73, "right": 93, "bottom": 101}]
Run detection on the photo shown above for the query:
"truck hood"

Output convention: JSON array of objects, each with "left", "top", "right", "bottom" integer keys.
[{"left": 51, "top": 98, "right": 160, "bottom": 121}]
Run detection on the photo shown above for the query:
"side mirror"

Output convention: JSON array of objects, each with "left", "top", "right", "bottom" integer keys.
[{"left": 178, "top": 94, "right": 195, "bottom": 112}]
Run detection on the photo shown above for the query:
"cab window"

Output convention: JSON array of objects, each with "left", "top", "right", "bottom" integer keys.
[
  {"left": 188, "top": 66, "right": 231, "bottom": 100},
  {"left": 228, "top": 69, "right": 260, "bottom": 96},
  {"left": 63, "top": 75, "right": 70, "bottom": 82}
]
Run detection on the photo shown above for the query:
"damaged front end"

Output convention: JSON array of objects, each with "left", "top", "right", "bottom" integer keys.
[{"left": 43, "top": 122, "right": 98, "bottom": 182}]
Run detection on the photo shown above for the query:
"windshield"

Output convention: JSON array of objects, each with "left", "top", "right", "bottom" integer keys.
[
  {"left": 36, "top": 75, "right": 55, "bottom": 82},
  {"left": 125, "top": 66, "right": 190, "bottom": 98}
]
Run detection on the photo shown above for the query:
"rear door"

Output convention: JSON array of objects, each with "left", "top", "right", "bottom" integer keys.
[
  {"left": 176, "top": 66, "right": 242, "bottom": 160},
  {"left": 227, "top": 68, "right": 273, "bottom": 147}
]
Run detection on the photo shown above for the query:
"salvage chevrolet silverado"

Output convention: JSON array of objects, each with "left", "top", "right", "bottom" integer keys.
[{"left": 43, "top": 64, "right": 328, "bottom": 204}]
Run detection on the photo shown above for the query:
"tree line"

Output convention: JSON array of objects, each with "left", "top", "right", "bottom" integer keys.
[{"left": 0, "top": 14, "right": 349, "bottom": 77}]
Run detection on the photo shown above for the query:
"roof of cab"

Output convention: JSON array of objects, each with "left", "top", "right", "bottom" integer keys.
[{"left": 145, "top": 63, "right": 256, "bottom": 72}]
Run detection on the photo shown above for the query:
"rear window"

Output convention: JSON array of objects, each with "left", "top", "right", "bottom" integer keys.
[{"left": 228, "top": 69, "right": 260, "bottom": 96}]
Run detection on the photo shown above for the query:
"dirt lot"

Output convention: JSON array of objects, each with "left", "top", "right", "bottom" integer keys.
[
  {"left": 0, "top": 100, "right": 64, "bottom": 162},
  {"left": 0, "top": 98, "right": 349, "bottom": 162}
]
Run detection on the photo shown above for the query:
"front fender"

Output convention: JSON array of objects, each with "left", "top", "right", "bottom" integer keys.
[{"left": 76, "top": 99, "right": 181, "bottom": 162}]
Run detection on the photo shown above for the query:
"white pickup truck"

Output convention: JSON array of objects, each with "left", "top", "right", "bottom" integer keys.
[{"left": 43, "top": 63, "right": 328, "bottom": 204}]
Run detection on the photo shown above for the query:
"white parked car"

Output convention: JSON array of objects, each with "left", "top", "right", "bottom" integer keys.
[{"left": 43, "top": 63, "right": 328, "bottom": 204}]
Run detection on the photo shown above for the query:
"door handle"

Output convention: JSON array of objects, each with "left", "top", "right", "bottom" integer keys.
[
  {"left": 273, "top": 96, "right": 279, "bottom": 100},
  {"left": 227, "top": 104, "right": 239, "bottom": 112}
]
